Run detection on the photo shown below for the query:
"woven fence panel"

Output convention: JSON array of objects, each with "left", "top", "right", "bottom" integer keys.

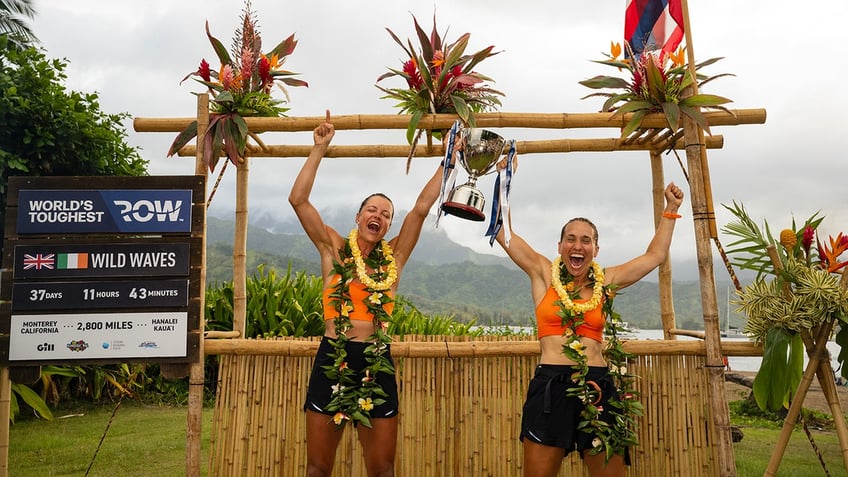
[{"left": 208, "top": 336, "right": 716, "bottom": 476}]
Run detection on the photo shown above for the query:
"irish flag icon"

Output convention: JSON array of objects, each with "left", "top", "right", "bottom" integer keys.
[{"left": 57, "top": 253, "right": 89, "bottom": 269}]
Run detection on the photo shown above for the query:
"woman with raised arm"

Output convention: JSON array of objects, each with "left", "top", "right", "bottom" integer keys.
[
  {"left": 289, "top": 110, "right": 448, "bottom": 477},
  {"left": 495, "top": 175, "right": 684, "bottom": 477}
]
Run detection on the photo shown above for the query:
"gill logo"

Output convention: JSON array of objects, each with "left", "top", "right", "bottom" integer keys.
[{"left": 113, "top": 200, "right": 183, "bottom": 223}]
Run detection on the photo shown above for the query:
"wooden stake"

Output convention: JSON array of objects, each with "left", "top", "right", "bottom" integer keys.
[{"left": 186, "top": 93, "right": 209, "bottom": 477}]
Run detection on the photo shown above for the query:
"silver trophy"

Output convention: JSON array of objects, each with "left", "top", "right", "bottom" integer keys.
[{"left": 440, "top": 128, "right": 507, "bottom": 221}]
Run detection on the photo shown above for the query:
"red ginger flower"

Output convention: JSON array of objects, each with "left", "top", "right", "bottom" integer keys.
[
  {"left": 402, "top": 59, "right": 423, "bottom": 89},
  {"left": 198, "top": 59, "right": 211, "bottom": 82},
  {"left": 802, "top": 226, "right": 815, "bottom": 255},
  {"left": 258, "top": 55, "right": 272, "bottom": 91}
]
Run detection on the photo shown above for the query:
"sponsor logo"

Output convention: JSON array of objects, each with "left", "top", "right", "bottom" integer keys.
[
  {"left": 138, "top": 341, "right": 158, "bottom": 349},
  {"left": 113, "top": 199, "right": 183, "bottom": 223},
  {"left": 17, "top": 189, "right": 192, "bottom": 234},
  {"left": 67, "top": 340, "right": 89, "bottom": 352},
  {"left": 37, "top": 343, "right": 55, "bottom": 352},
  {"left": 102, "top": 342, "right": 110, "bottom": 349}
]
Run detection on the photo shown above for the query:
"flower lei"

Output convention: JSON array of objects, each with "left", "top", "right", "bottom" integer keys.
[
  {"left": 323, "top": 229, "right": 397, "bottom": 428},
  {"left": 552, "top": 258, "right": 644, "bottom": 462}
]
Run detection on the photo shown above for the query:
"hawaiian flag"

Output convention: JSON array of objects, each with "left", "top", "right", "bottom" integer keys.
[
  {"left": 625, "top": 0, "right": 684, "bottom": 57},
  {"left": 22, "top": 253, "right": 55, "bottom": 270}
]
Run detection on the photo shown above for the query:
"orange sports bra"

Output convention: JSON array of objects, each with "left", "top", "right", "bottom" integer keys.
[
  {"left": 535, "top": 286, "right": 604, "bottom": 342},
  {"left": 322, "top": 276, "right": 395, "bottom": 322}
]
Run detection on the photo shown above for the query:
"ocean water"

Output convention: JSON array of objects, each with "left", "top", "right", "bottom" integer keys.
[
  {"left": 634, "top": 328, "right": 843, "bottom": 374},
  {"left": 485, "top": 326, "right": 843, "bottom": 374}
]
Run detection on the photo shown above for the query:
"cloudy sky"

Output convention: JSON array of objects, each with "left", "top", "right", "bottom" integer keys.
[{"left": 29, "top": 1, "right": 846, "bottom": 280}]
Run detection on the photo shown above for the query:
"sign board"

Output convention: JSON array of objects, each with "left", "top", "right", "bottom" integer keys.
[
  {"left": 16, "top": 189, "right": 192, "bottom": 234},
  {"left": 8, "top": 312, "right": 188, "bottom": 360},
  {"left": 11, "top": 279, "right": 189, "bottom": 311},
  {"left": 13, "top": 243, "right": 191, "bottom": 278},
  {"left": 1, "top": 175, "right": 204, "bottom": 365}
]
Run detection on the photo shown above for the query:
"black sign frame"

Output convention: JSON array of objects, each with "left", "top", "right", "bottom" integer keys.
[{"left": 1, "top": 175, "right": 205, "bottom": 366}]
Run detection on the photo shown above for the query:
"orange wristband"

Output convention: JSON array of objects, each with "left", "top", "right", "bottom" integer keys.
[{"left": 663, "top": 212, "right": 682, "bottom": 219}]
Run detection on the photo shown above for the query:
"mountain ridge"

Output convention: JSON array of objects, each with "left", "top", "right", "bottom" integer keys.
[{"left": 205, "top": 215, "right": 745, "bottom": 330}]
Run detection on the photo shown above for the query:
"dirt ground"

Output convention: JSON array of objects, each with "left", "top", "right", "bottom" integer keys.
[{"left": 724, "top": 371, "right": 848, "bottom": 415}]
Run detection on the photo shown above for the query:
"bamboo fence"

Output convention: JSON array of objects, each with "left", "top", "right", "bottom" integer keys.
[{"left": 206, "top": 335, "right": 763, "bottom": 477}]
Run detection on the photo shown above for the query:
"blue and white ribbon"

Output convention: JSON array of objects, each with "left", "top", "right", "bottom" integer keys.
[
  {"left": 485, "top": 139, "right": 517, "bottom": 247},
  {"left": 435, "top": 120, "right": 461, "bottom": 229}
]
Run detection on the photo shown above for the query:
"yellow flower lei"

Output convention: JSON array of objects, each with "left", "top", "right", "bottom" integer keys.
[
  {"left": 551, "top": 258, "right": 605, "bottom": 314},
  {"left": 349, "top": 229, "right": 397, "bottom": 291}
]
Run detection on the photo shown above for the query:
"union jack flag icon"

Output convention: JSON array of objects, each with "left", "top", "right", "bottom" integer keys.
[{"left": 22, "top": 253, "right": 55, "bottom": 270}]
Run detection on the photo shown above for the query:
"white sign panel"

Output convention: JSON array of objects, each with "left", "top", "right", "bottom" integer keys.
[{"left": 8, "top": 311, "right": 187, "bottom": 361}]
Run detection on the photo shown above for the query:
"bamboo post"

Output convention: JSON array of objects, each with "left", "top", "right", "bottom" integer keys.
[
  {"left": 681, "top": 96, "right": 735, "bottom": 477},
  {"left": 232, "top": 155, "right": 248, "bottom": 336},
  {"left": 677, "top": 2, "right": 736, "bottom": 474},
  {"left": 186, "top": 93, "right": 210, "bottom": 477},
  {"left": 0, "top": 367, "right": 9, "bottom": 477},
  {"left": 650, "top": 150, "right": 677, "bottom": 339}
]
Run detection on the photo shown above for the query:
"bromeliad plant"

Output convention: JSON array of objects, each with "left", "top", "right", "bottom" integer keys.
[
  {"left": 376, "top": 14, "right": 503, "bottom": 161},
  {"left": 722, "top": 201, "right": 848, "bottom": 412},
  {"left": 579, "top": 42, "right": 733, "bottom": 138},
  {"left": 167, "top": 0, "right": 307, "bottom": 172}
]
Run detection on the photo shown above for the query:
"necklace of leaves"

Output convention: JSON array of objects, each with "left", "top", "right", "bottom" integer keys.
[
  {"left": 323, "top": 229, "right": 397, "bottom": 428},
  {"left": 551, "top": 257, "right": 644, "bottom": 462}
]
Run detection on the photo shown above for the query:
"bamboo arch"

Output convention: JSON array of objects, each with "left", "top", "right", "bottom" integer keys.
[{"left": 134, "top": 105, "right": 773, "bottom": 476}]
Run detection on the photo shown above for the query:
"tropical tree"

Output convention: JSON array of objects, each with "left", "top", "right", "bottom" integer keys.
[
  {"left": 0, "top": 37, "right": 148, "bottom": 238},
  {"left": 0, "top": 0, "right": 38, "bottom": 49},
  {"left": 0, "top": 38, "right": 147, "bottom": 421}
]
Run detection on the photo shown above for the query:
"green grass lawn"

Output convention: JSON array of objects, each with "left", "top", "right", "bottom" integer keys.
[
  {"left": 733, "top": 426, "right": 847, "bottom": 477},
  {"left": 9, "top": 402, "right": 212, "bottom": 477},
  {"left": 8, "top": 402, "right": 848, "bottom": 476}
]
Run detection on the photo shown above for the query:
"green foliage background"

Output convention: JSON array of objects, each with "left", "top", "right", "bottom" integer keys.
[{"left": 0, "top": 39, "right": 148, "bottom": 235}]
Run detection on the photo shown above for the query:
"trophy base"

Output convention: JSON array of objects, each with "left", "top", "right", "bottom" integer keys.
[{"left": 441, "top": 201, "right": 486, "bottom": 222}]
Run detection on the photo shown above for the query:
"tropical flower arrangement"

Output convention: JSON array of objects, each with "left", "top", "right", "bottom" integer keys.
[
  {"left": 552, "top": 258, "right": 643, "bottom": 462},
  {"left": 324, "top": 229, "right": 397, "bottom": 428},
  {"left": 376, "top": 14, "right": 504, "bottom": 159},
  {"left": 579, "top": 42, "right": 733, "bottom": 138},
  {"left": 722, "top": 201, "right": 848, "bottom": 412},
  {"left": 167, "top": 0, "right": 307, "bottom": 172}
]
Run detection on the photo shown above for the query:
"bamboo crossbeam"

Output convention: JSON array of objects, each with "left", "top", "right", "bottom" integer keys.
[
  {"left": 669, "top": 328, "right": 705, "bottom": 339},
  {"left": 174, "top": 135, "right": 725, "bottom": 158},
  {"left": 133, "top": 109, "right": 766, "bottom": 133},
  {"left": 203, "top": 337, "right": 761, "bottom": 358},
  {"left": 205, "top": 330, "right": 241, "bottom": 339}
]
